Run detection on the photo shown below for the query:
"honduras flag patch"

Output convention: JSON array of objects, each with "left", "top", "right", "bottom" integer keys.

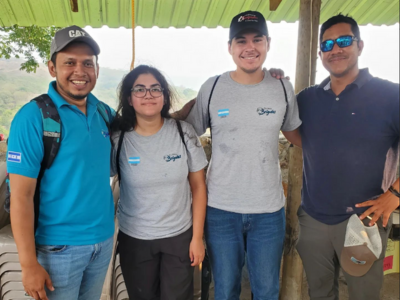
[
  {"left": 218, "top": 109, "right": 229, "bottom": 117},
  {"left": 128, "top": 157, "right": 140, "bottom": 165},
  {"left": 8, "top": 151, "right": 21, "bottom": 163}
]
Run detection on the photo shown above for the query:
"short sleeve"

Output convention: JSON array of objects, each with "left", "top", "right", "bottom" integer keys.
[
  {"left": 185, "top": 76, "right": 220, "bottom": 136},
  {"left": 181, "top": 122, "right": 208, "bottom": 173},
  {"left": 281, "top": 79, "right": 302, "bottom": 132},
  {"left": 6, "top": 102, "right": 44, "bottom": 178}
]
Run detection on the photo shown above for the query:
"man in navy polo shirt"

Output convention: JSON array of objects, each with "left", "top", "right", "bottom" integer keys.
[
  {"left": 7, "top": 26, "right": 114, "bottom": 300},
  {"left": 296, "top": 14, "right": 399, "bottom": 300}
]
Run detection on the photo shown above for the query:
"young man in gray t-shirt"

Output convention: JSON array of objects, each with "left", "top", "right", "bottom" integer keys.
[{"left": 185, "top": 11, "right": 301, "bottom": 300}]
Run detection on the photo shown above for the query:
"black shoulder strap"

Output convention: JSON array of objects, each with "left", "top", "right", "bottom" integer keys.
[
  {"left": 33, "top": 94, "right": 62, "bottom": 169},
  {"left": 116, "top": 131, "right": 125, "bottom": 187},
  {"left": 97, "top": 102, "right": 111, "bottom": 133},
  {"left": 175, "top": 119, "right": 188, "bottom": 151},
  {"left": 207, "top": 75, "right": 221, "bottom": 138},
  {"left": 279, "top": 79, "right": 289, "bottom": 130},
  {"left": 31, "top": 94, "right": 62, "bottom": 231}
]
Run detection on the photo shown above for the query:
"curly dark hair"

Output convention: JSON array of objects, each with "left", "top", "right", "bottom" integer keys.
[{"left": 111, "top": 65, "right": 176, "bottom": 133}]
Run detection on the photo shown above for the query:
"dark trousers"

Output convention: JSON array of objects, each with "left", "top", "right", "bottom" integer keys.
[
  {"left": 118, "top": 228, "right": 194, "bottom": 300},
  {"left": 296, "top": 206, "right": 392, "bottom": 300}
]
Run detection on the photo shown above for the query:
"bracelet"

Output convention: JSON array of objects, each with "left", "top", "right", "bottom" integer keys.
[{"left": 388, "top": 186, "right": 400, "bottom": 198}]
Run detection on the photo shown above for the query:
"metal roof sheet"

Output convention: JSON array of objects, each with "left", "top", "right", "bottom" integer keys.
[{"left": 0, "top": 0, "right": 398, "bottom": 28}]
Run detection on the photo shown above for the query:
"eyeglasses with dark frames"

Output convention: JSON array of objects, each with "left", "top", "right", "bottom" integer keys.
[
  {"left": 131, "top": 86, "right": 164, "bottom": 98},
  {"left": 320, "top": 35, "right": 358, "bottom": 53}
]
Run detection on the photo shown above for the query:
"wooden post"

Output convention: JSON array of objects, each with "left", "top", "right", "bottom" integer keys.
[
  {"left": 280, "top": 0, "right": 313, "bottom": 299},
  {"left": 270, "top": 0, "right": 283, "bottom": 11},
  {"left": 130, "top": 0, "right": 135, "bottom": 70},
  {"left": 310, "top": 0, "right": 322, "bottom": 85},
  {"left": 69, "top": 0, "right": 78, "bottom": 12}
]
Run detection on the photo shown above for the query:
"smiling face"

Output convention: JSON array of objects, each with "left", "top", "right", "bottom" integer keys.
[
  {"left": 48, "top": 42, "right": 99, "bottom": 103},
  {"left": 319, "top": 23, "right": 364, "bottom": 78},
  {"left": 229, "top": 31, "right": 270, "bottom": 74},
  {"left": 129, "top": 73, "right": 165, "bottom": 119}
]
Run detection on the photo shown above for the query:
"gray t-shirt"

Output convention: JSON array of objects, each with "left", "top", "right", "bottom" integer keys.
[
  {"left": 186, "top": 69, "right": 301, "bottom": 214},
  {"left": 111, "top": 118, "right": 208, "bottom": 240}
]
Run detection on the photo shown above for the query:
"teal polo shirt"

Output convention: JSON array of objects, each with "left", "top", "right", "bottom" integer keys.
[{"left": 7, "top": 81, "right": 114, "bottom": 245}]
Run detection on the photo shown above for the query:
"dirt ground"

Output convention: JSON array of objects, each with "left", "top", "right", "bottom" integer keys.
[{"left": 209, "top": 272, "right": 400, "bottom": 300}]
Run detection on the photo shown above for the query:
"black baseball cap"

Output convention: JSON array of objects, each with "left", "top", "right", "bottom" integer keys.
[
  {"left": 229, "top": 11, "right": 268, "bottom": 41},
  {"left": 50, "top": 25, "right": 100, "bottom": 58}
]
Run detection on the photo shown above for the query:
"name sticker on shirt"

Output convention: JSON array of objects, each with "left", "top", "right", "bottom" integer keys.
[
  {"left": 257, "top": 107, "right": 276, "bottom": 116},
  {"left": 128, "top": 157, "right": 140, "bottom": 165},
  {"left": 218, "top": 109, "right": 230, "bottom": 118},
  {"left": 8, "top": 151, "right": 22, "bottom": 163},
  {"left": 164, "top": 154, "right": 181, "bottom": 162}
]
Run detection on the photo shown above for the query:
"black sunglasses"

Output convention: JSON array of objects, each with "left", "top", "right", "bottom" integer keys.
[{"left": 320, "top": 35, "right": 358, "bottom": 52}]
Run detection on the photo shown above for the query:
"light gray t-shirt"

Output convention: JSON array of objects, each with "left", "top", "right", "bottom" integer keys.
[
  {"left": 111, "top": 118, "right": 208, "bottom": 240},
  {"left": 186, "top": 69, "right": 301, "bottom": 214}
]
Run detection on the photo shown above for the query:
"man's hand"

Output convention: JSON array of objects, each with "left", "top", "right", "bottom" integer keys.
[
  {"left": 172, "top": 98, "right": 196, "bottom": 120},
  {"left": 189, "top": 237, "right": 205, "bottom": 267},
  {"left": 269, "top": 68, "right": 290, "bottom": 80},
  {"left": 22, "top": 263, "right": 54, "bottom": 300},
  {"left": 356, "top": 191, "right": 399, "bottom": 227}
]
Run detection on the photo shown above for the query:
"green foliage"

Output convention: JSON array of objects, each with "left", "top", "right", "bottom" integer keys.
[{"left": 0, "top": 25, "right": 59, "bottom": 73}]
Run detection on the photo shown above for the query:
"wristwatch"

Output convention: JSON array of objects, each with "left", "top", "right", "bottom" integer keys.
[{"left": 388, "top": 186, "right": 400, "bottom": 198}]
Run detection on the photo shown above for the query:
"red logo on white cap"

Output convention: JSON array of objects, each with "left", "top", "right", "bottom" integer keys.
[{"left": 238, "top": 14, "right": 258, "bottom": 22}]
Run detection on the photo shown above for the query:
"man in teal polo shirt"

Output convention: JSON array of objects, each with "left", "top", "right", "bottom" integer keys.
[{"left": 7, "top": 26, "right": 114, "bottom": 300}]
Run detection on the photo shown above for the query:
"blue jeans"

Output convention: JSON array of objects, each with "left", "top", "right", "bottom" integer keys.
[
  {"left": 36, "top": 236, "right": 113, "bottom": 300},
  {"left": 205, "top": 206, "right": 285, "bottom": 300}
]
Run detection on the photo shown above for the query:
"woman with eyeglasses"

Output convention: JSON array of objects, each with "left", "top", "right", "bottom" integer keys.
[{"left": 110, "top": 65, "right": 208, "bottom": 299}]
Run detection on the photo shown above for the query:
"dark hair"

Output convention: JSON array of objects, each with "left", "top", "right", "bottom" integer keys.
[
  {"left": 50, "top": 42, "right": 99, "bottom": 66},
  {"left": 320, "top": 14, "right": 361, "bottom": 43},
  {"left": 111, "top": 65, "right": 176, "bottom": 133}
]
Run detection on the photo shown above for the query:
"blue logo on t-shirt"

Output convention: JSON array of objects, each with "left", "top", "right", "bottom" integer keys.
[
  {"left": 128, "top": 157, "right": 140, "bottom": 164},
  {"left": 257, "top": 107, "right": 276, "bottom": 116},
  {"left": 218, "top": 109, "right": 229, "bottom": 117},
  {"left": 8, "top": 151, "right": 21, "bottom": 163},
  {"left": 101, "top": 130, "right": 110, "bottom": 138},
  {"left": 164, "top": 154, "right": 181, "bottom": 162}
]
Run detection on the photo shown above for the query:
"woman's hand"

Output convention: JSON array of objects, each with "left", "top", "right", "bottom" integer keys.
[{"left": 189, "top": 237, "right": 205, "bottom": 266}]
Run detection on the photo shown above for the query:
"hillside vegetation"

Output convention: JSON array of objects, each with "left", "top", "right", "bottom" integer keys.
[{"left": 0, "top": 59, "right": 197, "bottom": 137}]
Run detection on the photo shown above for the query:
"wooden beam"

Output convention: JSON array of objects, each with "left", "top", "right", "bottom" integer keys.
[
  {"left": 69, "top": 0, "right": 78, "bottom": 13},
  {"left": 280, "top": 0, "right": 313, "bottom": 299},
  {"left": 270, "top": 0, "right": 283, "bottom": 11},
  {"left": 310, "top": 0, "right": 322, "bottom": 85},
  {"left": 130, "top": 0, "right": 135, "bottom": 70}
]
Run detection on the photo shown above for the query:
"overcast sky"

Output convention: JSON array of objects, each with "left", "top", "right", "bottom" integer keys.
[{"left": 84, "top": 22, "right": 399, "bottom": 91}]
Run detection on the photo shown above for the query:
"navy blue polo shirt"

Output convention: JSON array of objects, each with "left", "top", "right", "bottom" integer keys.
[
  {"left": 7, "top": 82, "right": 115, "bottom": 245},
  {"left": 298, "top": 69, "right": 399, "bottom": 225}
]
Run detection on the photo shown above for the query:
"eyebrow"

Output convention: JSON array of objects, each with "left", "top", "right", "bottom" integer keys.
[
  {"left": 133, "top": 84, "right": 161, "bottom": 88},
  {"left": 62, "top": 57, "right": 95, "bottom": 62},
  {"left": 235, "top": 34, "right": 264, "bottom": 40}
]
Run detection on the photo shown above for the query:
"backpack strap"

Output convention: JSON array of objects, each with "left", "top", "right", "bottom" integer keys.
[
  {"left": 279, "top": 79, "right": 289, "bottom": 130},
  {"left": 175, "top": 119, "right": 188, "bottom": 152},
  {"left": 96, "top": 102, "right": 111, "bottom": 132},
  {"left": 31, "top": 94, "right": 62, "bottom": 231},
  {"left": 116, "top": 131, "right": 126, "bottom": 187},
  {"left": 207, "top": 75, "right": 221, "bottom": 138}
]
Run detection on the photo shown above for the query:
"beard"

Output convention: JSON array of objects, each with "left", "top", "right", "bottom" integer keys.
[
  {"left": 57, "top": 81, "right": 89, "bottom": 101},
  {"left": 66, "top": 91, "right": 88, "bottom": 100}
]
